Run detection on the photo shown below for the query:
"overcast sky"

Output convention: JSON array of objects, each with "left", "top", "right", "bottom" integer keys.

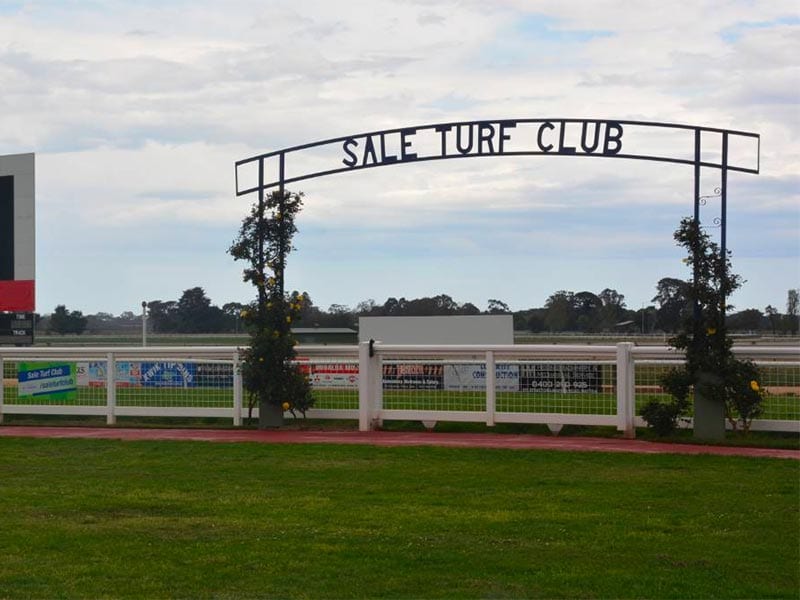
[{"left": 1, "top": 0, "right": 798, "bottom": 316}]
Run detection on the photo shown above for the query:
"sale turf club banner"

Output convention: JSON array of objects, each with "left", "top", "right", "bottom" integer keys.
[{"left": 18, "top": 362, "right": 77, "bottom": 401}]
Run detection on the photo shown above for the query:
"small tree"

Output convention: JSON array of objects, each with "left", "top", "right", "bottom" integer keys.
[
  {"left": 229, "top": 189, "right": 313, "bottom": 427},
  {"left": 48, "top": 305, "right": 88, "bottom": 335},
  {"left": 786, "top": 289, "right": 799, "bottom": 335},
  {"left": 765, "top": 305, "right": 780, "bottom": 335},
  {"left": 642, "top": 218, "right": 764, "bottom": 436}
]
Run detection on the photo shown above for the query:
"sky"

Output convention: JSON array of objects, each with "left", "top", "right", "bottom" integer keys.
[{"left": 0, "top": 0, "right": 798, "bottom": 316}]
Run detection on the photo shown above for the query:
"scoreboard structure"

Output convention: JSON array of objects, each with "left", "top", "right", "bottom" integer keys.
[{"left": 0, "top": 153, "right": 35, "bottom": 345}]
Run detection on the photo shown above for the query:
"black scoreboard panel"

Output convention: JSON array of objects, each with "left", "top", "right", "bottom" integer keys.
[
  {"left": 0, "top": 175, "right": 13, "bottom": 281},
  {"left": 0, "top": 312, "right": 34, "bottom": 345}
]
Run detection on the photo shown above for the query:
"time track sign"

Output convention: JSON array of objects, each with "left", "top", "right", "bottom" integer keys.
[{"left": 0, "top": 312, "right": 34, "bottom": 345}]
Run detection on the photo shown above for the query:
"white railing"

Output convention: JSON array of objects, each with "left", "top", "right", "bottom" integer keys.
[{"left": 1, "top": 343, "right": 797, "bottom": 434}]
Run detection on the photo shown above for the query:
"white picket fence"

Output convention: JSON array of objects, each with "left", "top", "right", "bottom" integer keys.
[{"left": 0, "top": 343, "right": 797, "bottom": 435}]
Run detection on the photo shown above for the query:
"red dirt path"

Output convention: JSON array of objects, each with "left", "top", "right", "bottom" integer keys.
[{"left": 0, "top": 426, "right": 797, "bottom": 459}]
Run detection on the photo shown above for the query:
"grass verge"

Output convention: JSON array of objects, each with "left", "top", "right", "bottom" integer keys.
[{"left": 0, "top": 438, "right": 798, "bottom": 598}]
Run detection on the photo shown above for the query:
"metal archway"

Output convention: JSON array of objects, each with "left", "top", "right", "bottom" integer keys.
[{"left": 235, "top": 118, "right": 760, "bottom": 316}]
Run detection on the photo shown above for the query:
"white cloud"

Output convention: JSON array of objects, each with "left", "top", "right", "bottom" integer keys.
[{"left": 0, "top": 0, "right": 797, "bottom": 313}]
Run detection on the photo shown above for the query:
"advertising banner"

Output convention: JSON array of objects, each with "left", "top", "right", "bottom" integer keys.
[
  {"left": 310, "top": 362, "right": 359, "bottom": 389},
  {"left": 140, "top": 362, "right": 196, "bottom": 388},
  {"left": 195, "top": 363, "right": 234, "bottom": 388},
  {"left": 443, "top": 363, "right": 520, "bottom": 392},
  {"left": 383, "top": 363, "right": 443, "bottom": 390},
  {"left": 519, "top": 363, "right": 601, "bottom": 393},
  {"left": 18, "top": 362, "right": 77, "bottom": 400},
  {"left": 76, "top": 362, "right": 142, "bottom": 388}
]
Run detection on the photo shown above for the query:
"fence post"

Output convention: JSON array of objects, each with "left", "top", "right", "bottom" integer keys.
[
  {"left": 0, "top": 355, "right": 4, "bottom": 424},
  {"left": 485, "top": 350, "right": 496, "bottom": 426},
  {"left": 358, "top": 341, "right": 372, "bottom": 431},
  {"left": 372, "top": 344, "right": 383, "bottom": 429},
  {"left": 616, "top": 342, "right": 635, "bottom": 438},
  {"left": 106, "top": 352, "right": 116, "bottom": 425},
  {"left": 233, "top": 350, "right": 243, "bottom": 427}
]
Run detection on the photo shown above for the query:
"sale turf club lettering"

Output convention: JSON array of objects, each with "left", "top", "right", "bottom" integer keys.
[{"left": 341, "top": 119, "right": 625, "bottom": 168}]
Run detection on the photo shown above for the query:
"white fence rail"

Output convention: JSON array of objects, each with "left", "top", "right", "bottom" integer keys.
[{"left": 1, "top": 343, "right": 797, "bottom": 434}]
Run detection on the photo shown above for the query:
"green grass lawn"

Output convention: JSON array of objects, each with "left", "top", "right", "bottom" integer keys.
[{"left": 0, "top": 438, "right": 797, "bottom": 599}]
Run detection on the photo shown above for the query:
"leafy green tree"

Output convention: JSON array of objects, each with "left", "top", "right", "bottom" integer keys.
[
  {"left": 325, "top": 304, "right": 356, "bottom": 327},
  {"left": 146, "top": 300, "right": 178, "bottom": 333},
  {"left": 174, "top": 287, "right": 226, "bottom": 333},
  {"left": 652, "top": 277, "right": 690, "bottom": 332},
  {"left": 460, "top": 302, "right": 481, "bottom": 315},
  {"left": 597, "top": 288, "right": 626, "bottom": 330},
  {"left": 48, "top": 305, "right": 88, "bottom": 335},
  {"left": 222, "top": 302, "right": 246, "bottom": 332},
  {"left": 642, "top": 218, "right": 763, "bottom": 437},
  {"left": 786, "top": 289, "right": 799, "bottom": 335},
  {"left": 229, "top": 189, "right": 313, "bottom": 427},
  {"left": 487, "top": 299, "right": 511, "bottom": 314},
  {"left": 573, "top": 291, "right": 602, "bottom": 332},
  {"left": 727, "top": 308, "right": 764, "bottom": 332},
  {"left": 544, "top": 291, "right": 575, "bottom": 331},
  {"left": 765, "top": 305, "right": 780, "bottom": 335}
]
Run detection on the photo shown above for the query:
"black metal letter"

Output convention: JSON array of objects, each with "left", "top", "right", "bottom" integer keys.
[
  {"left": 558, "top": 121, "right": 577, "bottom": 154},
  {"left": 379, "top": 133, "right": 398, "bottom": 163},
  {"left": 499, "top": 121, "right": 516, "bottom": 154},
  {"left": 478, "top": 122, "right": 496, "bottom": 154},
  {"left": 400, "top": 128, "right": 418, "bottom": 161},
  {"left": 603, "top": 121, "right": 624, "bottom": 155},
  {"left": 362, "top": 135, "right": 378, "bottom": 166},
  {"left": 435, "top": 125, "right": 451, "bottom": 156},
  {"left": 456, "top": 124, "right": 474, "bottom": 155},
  {"left": 537, "top": 122, "right": 554, "bottom": 152},
  {"left": 580, "top": 121, "right": 600, "bottom": 153},
  {"left": 342, "top": 138, "right": 358, "bottom": 167}
]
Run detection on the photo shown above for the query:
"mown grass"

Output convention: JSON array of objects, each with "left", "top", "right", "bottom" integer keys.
[{"left": 0, "top": 438, "right": 797, "bottom": 599}]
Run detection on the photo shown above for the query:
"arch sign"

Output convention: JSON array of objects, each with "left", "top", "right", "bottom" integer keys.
[
  {"left": 236, "top": 118, "right": 759, "bottom": 194},
  {"left": 234, "top": 117, "right": 760, "bottom": 310}
]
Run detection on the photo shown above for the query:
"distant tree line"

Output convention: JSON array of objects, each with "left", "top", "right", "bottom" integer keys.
[{"left": 38, "top": 285, "right": 800, "bottom": 336}]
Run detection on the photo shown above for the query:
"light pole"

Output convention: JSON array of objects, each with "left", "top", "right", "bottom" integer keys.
[
  {"left": 141, "top": 301, "right": 147, "bottom": 347},
  {"left": 641, "top": 303, "right": 645, "bottom": 334}
]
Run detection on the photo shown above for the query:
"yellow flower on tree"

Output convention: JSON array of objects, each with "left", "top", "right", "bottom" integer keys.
[
  {"left": 286, "top": 316, "right": 292, "bottom": 324},
  {"left": 282, "top": 402, "right": 290, "bottom": 411},
  {"left": 750, "top": 380, "right": 759, "bottom": 392},
  {"left": 706, "top": 327, "right": 717, "bottom": 335}
]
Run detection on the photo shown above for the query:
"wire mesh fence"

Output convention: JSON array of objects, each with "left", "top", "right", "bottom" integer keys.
[
  {"left": 2, "top": 358, "right": 107, "bottom": 407},
  {"left": 376, "top": 355, "right": 618, "bottom": 416},
  {"left": 381, "top": 358, "right": 483, "bottom": 412},
  {"left": 632, "top": 359, "right": 800, "bottom": 422},
  {"left": 755, "top": 362, "right": 800, "bottom": 421},
  {"left": 302, "top": 358, "right": 359, "bottom": 410},
  {"left": 497, "top": 361, "right": 617, "bottom": 415},
  {"left": 1, "top": 345, "right": 797, "bottom": 431}
]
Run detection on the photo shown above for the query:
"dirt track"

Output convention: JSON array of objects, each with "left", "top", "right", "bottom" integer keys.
[{"left": 0, "top": 426, "right": 797, "bottom": 460}]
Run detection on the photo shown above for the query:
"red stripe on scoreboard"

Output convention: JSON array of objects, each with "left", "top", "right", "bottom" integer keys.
[{"left": 0, "top": 280, "right": 35, "bottom": 312}]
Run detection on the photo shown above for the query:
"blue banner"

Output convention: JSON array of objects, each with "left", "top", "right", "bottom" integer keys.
[{"left": 140, "top": 362, "right": 196, "bottom": 388}]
